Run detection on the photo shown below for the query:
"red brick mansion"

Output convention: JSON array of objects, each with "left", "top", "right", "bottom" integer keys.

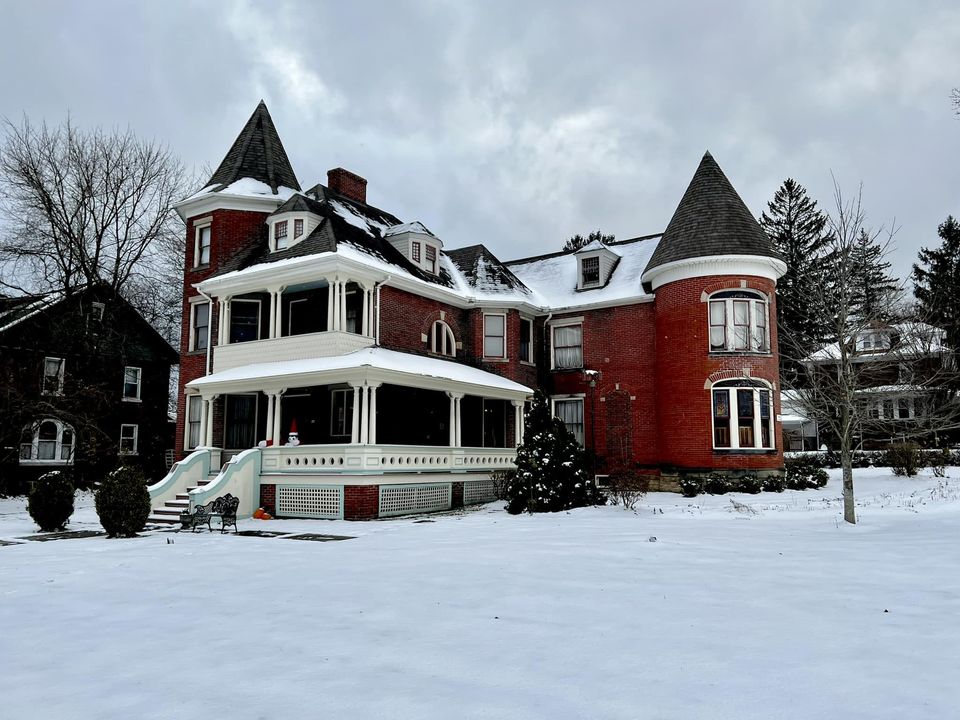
[{"left": 149, "top": 102, "right": 786, "bottom": 522}]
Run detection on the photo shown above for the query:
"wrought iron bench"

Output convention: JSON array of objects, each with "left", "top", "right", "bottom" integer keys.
[{"left": 178, "top": 494, "right": 240, "bottom": 533}]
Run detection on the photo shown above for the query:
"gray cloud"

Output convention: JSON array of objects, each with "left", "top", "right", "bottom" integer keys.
[{"left": 2, "top": 0, "right": 958, "bottom": 280}]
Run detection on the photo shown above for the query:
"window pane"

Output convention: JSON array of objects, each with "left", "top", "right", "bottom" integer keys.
[
  {"left": 194, "top": 303, "right": 209, "bottom": 350},
  {"left": 554, "top": 325, "right": 583, "bottom": 369},
  {"left": 199, "top": 226, "right": 211, "bottom": 265},
  {"left": 713, "top": 390, "right": 730, "bottom": 448},
  {"left": 294, "top": 219, "right": 303, "bottom": 237},
  {"left": 123, "top": 367, "right": 140, "bottom": 398},
  {"left": 737, "top": 389, "right": 755, "bottom": 447},
  {"left": 37, "top": 440, "right": 56, "bottom": 460},
  {"left": 519, "top": 318, "right": 532, "bottom": 362},
  {"left": 898, "top": 399, "right": 910, "bottom": 419},
  {"left": 230, "top": 301, "right": 261, "bottom": 343},
  {"left": 484, "top": 315, "right": 505, "bottom": 357},
  {"left": 733, "top": 301, "right": 749, "bottom": 325},
  {"left": 734, "top": 327, "right": 749, "bottom": 350},
  {"left": 412, "top": 242, "right": 421, "bottom": 262},
  {"left": 710, "top": 326, "right": 726, "bottom": 350},
  {"left": 709, "top": 301, "right": 725, "bottom": 325},
  {"left": 581, "top": 257, "right": 600, "bottom": 285},
  {"left": 484, "top": 336, "right": 505, "bottom": 357},
  {"left": 38, "top": 421, "right": 57, "bottom": 441},
  {"left": 188, "top": 396, "right": 203, "bottom": 448},
  {"left": 554, "top": 400, "right": 584, "bottom": 445}
]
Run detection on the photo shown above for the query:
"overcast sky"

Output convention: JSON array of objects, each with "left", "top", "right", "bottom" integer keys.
[{"left": 2, "top": 0, "right": 958, "bottom": 277}]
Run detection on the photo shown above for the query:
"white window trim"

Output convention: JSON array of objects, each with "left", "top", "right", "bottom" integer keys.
[
  {"left": 330, "top": 388, "right": 353, "bottom": 438},
  {"left": 193, "top": 217, "right": 212, "bottom": 268},
  {"left": 710, "top": 384, "right": 776, "bottom": 451},
  {"left": 42, "top": 356, "right": 65, "bottom": 396},
  {"left": 122, "top": 366, "right": 142, "bottom": 402},
  {"left": 707, "top": 291, "right": 770, "bottom": 354},
  {"left": 578, "top": 255, "right": 601, "bottom": 289},
  {"left": 229, "top": 298, "right": 262, "bottom": 343},
  {"left": 185, "top": 395, "right": 203, "bottom": 451},
  {"left": 188, "top": 298, "right": 211, "bottom": 352},
  {"left": 430, "top": 320, "right": 456, "bottom": 357},
  {"left": 120, "top": 424, "right": 139, "bottom": 456},
  {"left": 483, "top": 312, "right": 508, "bottom": 360},
  {"left": 549, "top": 318, "right": 584, "bottom": 370},
  {"left": 20, "top": 418, "right": 75, "bottom": 465},
  {"left": 519, "top": 316, "right": 535, "bottom": 365},
  {"left": 551, "top": 394, "right": 586, "bottom": 446}
]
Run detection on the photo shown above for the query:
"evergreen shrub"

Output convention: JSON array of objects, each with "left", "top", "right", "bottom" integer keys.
[
  {"left": 703, "top": 473, "right": 733, "bottom": 495},
  {"left": 506, "top": 391, "right": 604, "bottom": 514},
  {"left": 884, "top": 443, "right": 923, "bottom": 477},
  {"left": 736, "top": 475, "right": 764, "bottom": 494},
  {"left": 679, "top": 476, "right": 703, "bottom": 497},
  {"left": 27, "top": 470, "right": 75, "bottom": 531},
  {"left": 762, "top": 474, "right": 786, "bottom": 492},
  {"left": 785, "top": 455, "right": 829, "bottom": 489},
  {"left": 96, "top": 465, "right": 151, "bottom": 537}
]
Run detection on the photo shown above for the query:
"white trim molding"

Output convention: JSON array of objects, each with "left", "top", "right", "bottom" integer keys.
[{"left": 641, "top": 254, "right": 787, "bottom": 292}]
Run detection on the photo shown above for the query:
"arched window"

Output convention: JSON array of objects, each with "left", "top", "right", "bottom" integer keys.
[
  {"left": 707, "top": 290, "right": 769, "bottom": 353},
  {"left": 711, "top": 379, "right": 775, "bottom": 450},
  {"left": 20, "top": 419, "right": 75, "bottom": 464},
  {"left": 431, "top": 320, "right": 456, "bottom": 357}
]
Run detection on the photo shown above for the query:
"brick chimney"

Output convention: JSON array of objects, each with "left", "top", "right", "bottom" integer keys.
[{"left": 327, "top": 167, "right": 367, "bottom": 204}]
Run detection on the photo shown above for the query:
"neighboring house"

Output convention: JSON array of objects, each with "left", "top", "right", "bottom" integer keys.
[
  {"left": 801, "top": 322, "right": 954, "bottom": 449},
  {"left": 0, "top": 286, "right": 178, "bottom": 491},
  {"left": 154, "top": 101, "right": 786, "bottom": 522}
]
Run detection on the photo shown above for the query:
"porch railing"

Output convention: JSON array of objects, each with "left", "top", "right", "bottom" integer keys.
[
  {"left": 213, "top": 330, "right": 374, "bottom": 372},
  {"left": 260, "top": 443, "right": 517, "bottom": 474}
]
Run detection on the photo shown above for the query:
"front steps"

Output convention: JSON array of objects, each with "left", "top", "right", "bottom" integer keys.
[{"left": 148, "top": 477, "right": 213, "bottom": 525}]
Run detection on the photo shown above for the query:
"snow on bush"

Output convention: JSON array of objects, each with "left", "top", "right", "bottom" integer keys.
[
  {"left": 27, "top": 470, "right": 75, "bottom": 532},
  {"left": 95, "top": 465, "right": 151, "bottom": 538}
]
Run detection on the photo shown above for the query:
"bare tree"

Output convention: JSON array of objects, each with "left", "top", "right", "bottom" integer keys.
[
  {"left": 0, "top": 116, "right": 188, "bottom": 343},
  {"left": 952, "top": 88, "right": 960, "bottom": 116}
]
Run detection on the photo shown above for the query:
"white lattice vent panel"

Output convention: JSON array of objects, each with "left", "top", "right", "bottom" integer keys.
[
  {"left": 463, "top": 478, "right": 497, "bottom": 505},
  {"left": 379, "top": 483, "right": 451, "bottom": 517},
  {"left": 276, "top": 485, "right": 343, "bottom": 519}
]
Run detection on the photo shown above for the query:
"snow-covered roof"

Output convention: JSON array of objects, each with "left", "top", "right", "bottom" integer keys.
[
  {"left": 383, "top": 221, "right": 435, "bottom": 238},
  {"left": 188, "top": 347, "right": 532, "bottom": 397},
  {"left": 507, "top": 236, "right": 660, "bottom": 310},
  {"left": 184, "top": 178, "right": 299, "bottom": 204},
  {"left": 806, "top": 322, "right": 947, "bottom": 362},
  {"left": 575, "top": 239, "right": 620, "bottom": 255},
  {"left": 0, "top": 292, "right": 64, "bottom": 334}
]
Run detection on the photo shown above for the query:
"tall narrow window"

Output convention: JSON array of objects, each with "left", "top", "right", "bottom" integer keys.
[
  {"left": 196, "top": 225, "right": 211, "bottom": 266},
  {"left": 553, "top": 398, "right": 585, "bottom": 445},
  {"left": 552, "top": 324, "right": 583, "bottom": 369},
  {"left": 42, "top": 357, "right": 65, "bottom": 395},
  {"left": 484, "top": 314, "right": 506, "bottom": 358},
  {"left": 187, "top": 396, "right": 203, "bottom": 449},
  {"left": 425, "top": 245, "right": 437, "bottom": 274},
  {"left": 294, "top": 218, "right": 304, "bottom": 238},
  {"left": 330, "top": 388, "right": 354, "bottom": 438},
  {"left": 37, "top": 420, "right": 58, "bottom": 460},
  {"left": 712, "top": 390, "right": 730, "bottom": 447},
  {"left": 519, "top": 317, "right": 533, "bottom": 363},
  {"left": 122, "top": 367, "right": 141, "bottom": 400},
  {"left": 412, "top": 241, "right": 421, "bottom": 263},
  {"left": 274, "top": 220, "right": 289, "bottom": 250},
  {"left": 709, "top": 301, "right": 726, "bottom": 351},
  {"left": 192, "top": 302, "right": 209, "bottom": 351},
  {"left": 733, "top": 301, "right": 750, "bottom": 350},
  {"left": 230, "top": 300, "right": 261, "bottom": 343},
  {"left": 120, "top": 424, "right": 138, "bottom": 455}
]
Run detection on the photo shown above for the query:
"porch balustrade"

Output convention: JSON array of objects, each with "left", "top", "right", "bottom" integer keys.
[
  {"left": 260, "top": 444, "right": 517, "bottom": 474},
  {"left": 213, "top": 330, "right": 374, "bottom": 372}
]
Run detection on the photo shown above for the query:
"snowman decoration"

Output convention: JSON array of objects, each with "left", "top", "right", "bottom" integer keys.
[{"left": 287, "top": 418, "right": 301, "bottom": 446}]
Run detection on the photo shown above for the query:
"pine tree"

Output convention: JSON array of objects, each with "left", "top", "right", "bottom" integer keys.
[
  {"left": 563, "top": 229, "right": 615, "bottom": 252},
  {"left": 849, "top": 228, "right": 899, "bottom": 322},
  {"left": 759, "top": 178, "right": 832, "bottom": 357},
  {"left": 913, "top": 215, "right": 960, "bottom": 350},
  {"left": 506, "top": 390, "right": 604, "bottom": 514}
]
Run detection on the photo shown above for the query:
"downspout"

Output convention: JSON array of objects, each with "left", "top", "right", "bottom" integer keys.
[{"left": 195, "top": 286, "right": 215, "bottom": 376}]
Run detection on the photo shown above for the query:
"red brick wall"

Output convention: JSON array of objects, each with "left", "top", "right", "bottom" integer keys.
[
  {"left": 653, "top": 274, "right": 783, "bottom": 472},
  {"left": 259, "top": 484, "right": 276, "bottom": 515},
  {"left": 547, "top": 303, "right": 659, "bottom": 470},
  {"left": 175, "top": 208, "right": 270, "bottom": 457},
  {"left": 451, "top": 481, "right": 464, "bottom": 508},
  {"left": 344, "top": 485, "right": 379, "bottom": 520}
]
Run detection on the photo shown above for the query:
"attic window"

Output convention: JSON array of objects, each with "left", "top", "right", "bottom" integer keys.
[
  {"left": 426, "top": 245, "right": 437, "bottom": 274},
  {"left": 275, "top": 220, "right": 289, "bottom": 250},
  {"left": 294, "top": 219, "right": 303, "bottom": 238},
  {"left": 581, "top": 257, "right": 600, "bottom": 287},
  {"left": 412, "top": 241, "right": 421, "bottom": 263}
]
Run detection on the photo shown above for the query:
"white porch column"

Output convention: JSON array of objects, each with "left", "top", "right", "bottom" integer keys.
[
  {"left": 264, "top": 393, "right": 275, "bottom": 444},
  {"left": 368, "top": 383, "right": 380, "bottom": 444},
  {"left": 512, "top": 400, "right": 525, "bottom": 447},
  {"left": 204, "top": 395, "right": 218, "bottom": 447},
  {"left": 339, "top": 281, "right": 348, "bottom": 332},
  {"left": 455, "top": 395, "right": 462, "bottom": 447},
  {"left": 217, "top": 298, "right": 227, "bottom": 346},
  {"left": 350, "top": 383, "right": 362, "bottom": 444},
  {"left": 197, "top": 397, "right": 208, "bottom": 448},
  {"left": 360, "top": 384, "right": 371, "bottom": 444},
  {"left": 268, "top": 289, "right": 277, "bottom": 339},
  {"left": 447, "top": 392, "right": 463, "bottom": 447},
  {"left": 274, "top": 288, "right": 285, "bottom": 337},
  {"left": 272, "top": 390, "right": 285, "bottom": 444},
  {"left": 361, "top": 286, "right": 370, "bottom": 337},
  {"left": 222, "top": 298, "right": 231, "bottom": 345},
  {"left": 327, "top": 280, "right": 335, "bottom": 332}
]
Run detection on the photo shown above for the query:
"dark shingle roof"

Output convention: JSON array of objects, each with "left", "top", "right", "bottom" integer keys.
[
  {"left": 644, "top": 152, "right": 777, "bottom": 274},
  {"left": 446, "top": 245, "right": 530, "bottom": 294},
  {"left": 206, "top": 101, "right": 301, "bottom": 193}
]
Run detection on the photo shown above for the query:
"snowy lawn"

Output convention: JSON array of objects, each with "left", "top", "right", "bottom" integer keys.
[{"left": 1, "top": 468, "right": 958, "bottom": 720}]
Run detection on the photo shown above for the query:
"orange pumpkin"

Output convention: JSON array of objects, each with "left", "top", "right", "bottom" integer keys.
[
  {"left": 261, "top": 512, "right": 272, "bottom": 520},
  {"left": 253, "top": 508, "right": 264, "bottom": 519}
]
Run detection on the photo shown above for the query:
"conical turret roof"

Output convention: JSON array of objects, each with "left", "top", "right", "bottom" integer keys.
[
  {"left": 644, "top": 152, "right": 777, "bottom": 274},
  {"left": 206, "top": 101, "right": 301, "bottom": 193}
]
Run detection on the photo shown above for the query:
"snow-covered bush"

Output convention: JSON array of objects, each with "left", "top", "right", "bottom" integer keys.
[
  {"left": 884, "top": 443, "right": 923, "bottom": 477},
  {"left": 762, "top": 474, "right": 786, "bottom": 492},
  {"left": 679, "top": 476, "right": 703, "bottom": 497},
  {"left": 785, "top": 456, "right": 829, "bottom": 489},
  {"left": 95, "top": 465, "right": 151, "bottom": 537},
  {"left": 704, "top": 473, "right": 734, "bottom": 495},
  {"left": 736, "top": 475, "right": 763, "bottom": 494},
  {"left": 27, "top": 470, "right": 75, "bottom": 531},
  {"left": 506, "top": 391, "right": 604, "bottom": 514}
]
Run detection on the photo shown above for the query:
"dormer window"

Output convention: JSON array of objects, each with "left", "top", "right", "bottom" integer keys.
[
  {"left": 274, "top": 220, "right": 289, "bottom": 250},
  {"left": 294, "top": 218, "right": 303, "bottom": 238},
  {"left": 581, "top": 257, "right": 600, "bottom": 286},
  {"left": 412, "top": 241, "right": 421, "bottom": 263},
  {"left": 426, "top": 245, "right": 437, "bottom": 274}
]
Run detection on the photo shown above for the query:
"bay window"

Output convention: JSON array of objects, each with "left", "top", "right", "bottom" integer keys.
[
  {"left": 711, "top": 380, "right": 775, "bottom": 450},
  {"left": 708, "top": 291, "right": 770, "bottom": 353}
]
